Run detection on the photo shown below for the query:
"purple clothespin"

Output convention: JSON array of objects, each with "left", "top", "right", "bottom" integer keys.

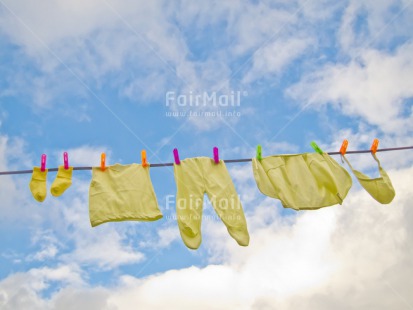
[
  {"left": 213, "top": 147, "right": 219, "bottom": 164},
  {"left": 173, "top": 148, "right": 180, "bottom": 165},
  {"left": 40, "top": 154, "right": 47, "bottom": 172}
]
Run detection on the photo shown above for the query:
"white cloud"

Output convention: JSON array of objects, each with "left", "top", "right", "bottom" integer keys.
[
  {"left": 26, "top": 231, "right": 61, "bottom": 262},
  {"left": 0, "top": 265, "right": 84, "bottom": 310},
  {"left": 243, "top": 37, "right": 314, "bottom": 84},
  {"left": 61, "top": 223, "right": 145, "bottom": 270},
  {"left": 51, "top": 287, "right": 113, "bottom": 310},
  {"left": 0, "top": 135, "right": 39, "bottom": 224},
  {"left": 2, "top": 164, "right": 411, "bottom": 309},
  {"left": 1, "top": 127, "right": 413, "bottom": 309},
  {"left": 0, "top": 0, "right": 189, "bottom": 108},
  {"left": 0, "top": 137, "right": 147, "bottom": 270},
  {"left": 30, "top": 245, "right": 58, "bottom": 262},
  {"left": 287, "top": 42, "right": 413, "bottom": 133},
  {"left": 54, "top": 145, "right": 110, "bottom": 167},
  {"left": 139, "top": 225, "right": 181, "bottom": 250},
  {"left": 2, "top": 2, "right": 413, "bottom": 309},
  {"left": 98, "top": 165, "right": 413, "bottom": 309},
  {"left": 316, "top": 126, "right": 413, "bottom": 172},
  {"left": 51, "top": 179, "right": 146, "bottom": 270},
  {"left": 0, "top": 0, "right": 341, "bottom": 131},
  {"left": 0, "top": 135, "right": 32, "bottom": 170},
  {"left": 338, "top": 0, "right": 413, "bottom": 53}
]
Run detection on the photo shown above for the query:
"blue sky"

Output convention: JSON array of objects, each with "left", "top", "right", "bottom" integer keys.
[{"left": 1, "top": 0, "right": 413, "bottom": 309}]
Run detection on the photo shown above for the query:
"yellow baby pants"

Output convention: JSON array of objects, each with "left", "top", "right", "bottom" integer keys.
[
  {"left": 89, "top": 163, "right": 163, "bottom": 227},
  {"left": 253, "top": 153, "right": 352, "bottom": 210},
  {"left": 174, "top": 157, "right": 250, "bottom": 249}
]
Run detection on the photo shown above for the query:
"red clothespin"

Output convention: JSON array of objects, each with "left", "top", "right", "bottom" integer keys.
[
  {"left": 173, "top": 148, "right": 180, "bottom": 165},
  {"left": 141, "top": 150, "right": 148, "bottom": 167},
  {"left": 371, "top": 138, "right": 379, "bottom": 154},
  {"left": 40, "top": 154, "right": 47, "bottom": 172},
  {"left": 101, "top": 153, "right": 106, "bottom": 171},
  {"left": 213, "top": 147, "right": 219, "bottom": 164},
  {"left": 340, "top": 139, "right": 348, "bottom": 156},
  {"left": 63, "top": 152, "right": 69, "bottom": 170}
]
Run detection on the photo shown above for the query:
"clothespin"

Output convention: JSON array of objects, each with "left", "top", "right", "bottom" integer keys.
[
  {"left": 310, "top": 141, "right": 323, "bottom": 154},
  {"left": 101, "top": 153, "right": 106, "bottom": 171},
  {"left": 340, "top": 139, "right": 348, "bottom": 156},
  {"left": 213, "top": 147, "right": 219, "bottom": 164},
  {"left": 256, "top": 145, "right": 262, "bottom": 160},
  {"left": 63, "top": 152, "right": 69, "bottom": 170},
  {"left": 141, "top": 150, "right": 148, "bottom": 167},
  {"left": 370, "top": 138, "right": 379, "bottom": 154},
  {"left": 173, "top": 148, "right": 180, "bottom": 165},
  {"left": 40, "top": 154, "right": 47, "bottom": 172}
]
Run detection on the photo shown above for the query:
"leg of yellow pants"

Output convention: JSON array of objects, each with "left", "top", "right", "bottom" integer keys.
[
  {"left": 204, "top": 159, "right": 250, "bottom": 246},
  {"left": 174, "top": 159, "right": 206, "bottom": 249}
]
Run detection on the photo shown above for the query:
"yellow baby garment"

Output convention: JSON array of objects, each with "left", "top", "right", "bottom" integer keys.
[
  {"left": 89, "top": 163, "right": 162, "bottom": 227},
  {"left": 174, "top": 157, "right": 250, "bottom": 249},
  {"left": 342, "top": 153, "right": 395, "bottom": 204},
  {"left": 252, "top": 153, "right": 352, "bottom": 210}
]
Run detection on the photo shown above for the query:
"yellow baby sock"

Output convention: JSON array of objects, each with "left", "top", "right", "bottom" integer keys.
[
  {"left": 50, "top": 166, "right": 73, "bottom": 197},
  {"left": 29, "top": 167, "right": 48, "bottom": 202}
]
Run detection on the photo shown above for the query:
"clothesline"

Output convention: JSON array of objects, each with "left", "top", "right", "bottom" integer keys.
[{"left": 1, "top": 145, "right": 413, "bottom": 176}]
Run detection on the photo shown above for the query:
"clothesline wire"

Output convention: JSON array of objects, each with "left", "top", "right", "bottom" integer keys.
[{"left": 1, "top": 145, "right": 413, "bottom": 176}]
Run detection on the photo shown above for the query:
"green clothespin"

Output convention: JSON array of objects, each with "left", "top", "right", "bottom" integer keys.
[
  {"left": 310, "top": 141, "right": 323, "bottom": 154},
  {"left": 256, "top": 145, "right": 262, "bottom": 160}
]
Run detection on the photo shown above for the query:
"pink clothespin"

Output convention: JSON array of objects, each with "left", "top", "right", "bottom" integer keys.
[
  {"left": 173, "top": 148, "right": 180, "bottom": 165},
  {"left": 40, "top": 154, "right": 47, "bottom": 172},
  {"left": 213, "top": 147, "right": 219, "bottom": 164},
  {"left": 63, "top": 152, "right": 69, "bottom": 170}
]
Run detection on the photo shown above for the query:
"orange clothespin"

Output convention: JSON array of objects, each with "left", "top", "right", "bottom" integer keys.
[
  {"left": 101, "top": 153, "right": 106, "bottom": 171},
  {"left": 141, "top": 150, "right": 148, "bottom": 167},
  {"left": 340, "top": 139, "right": 348, "bottom": 155},
  {"left": 370, "top": 138, "right": 379, "bottom": 154}
]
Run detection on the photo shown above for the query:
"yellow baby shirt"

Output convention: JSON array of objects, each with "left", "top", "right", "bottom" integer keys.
[
  {"left": 253, "top": 152, "right": 353, "bottom": 210},
  {"left": 89, "top": 163, "right": 163, "bottom": 227}
]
